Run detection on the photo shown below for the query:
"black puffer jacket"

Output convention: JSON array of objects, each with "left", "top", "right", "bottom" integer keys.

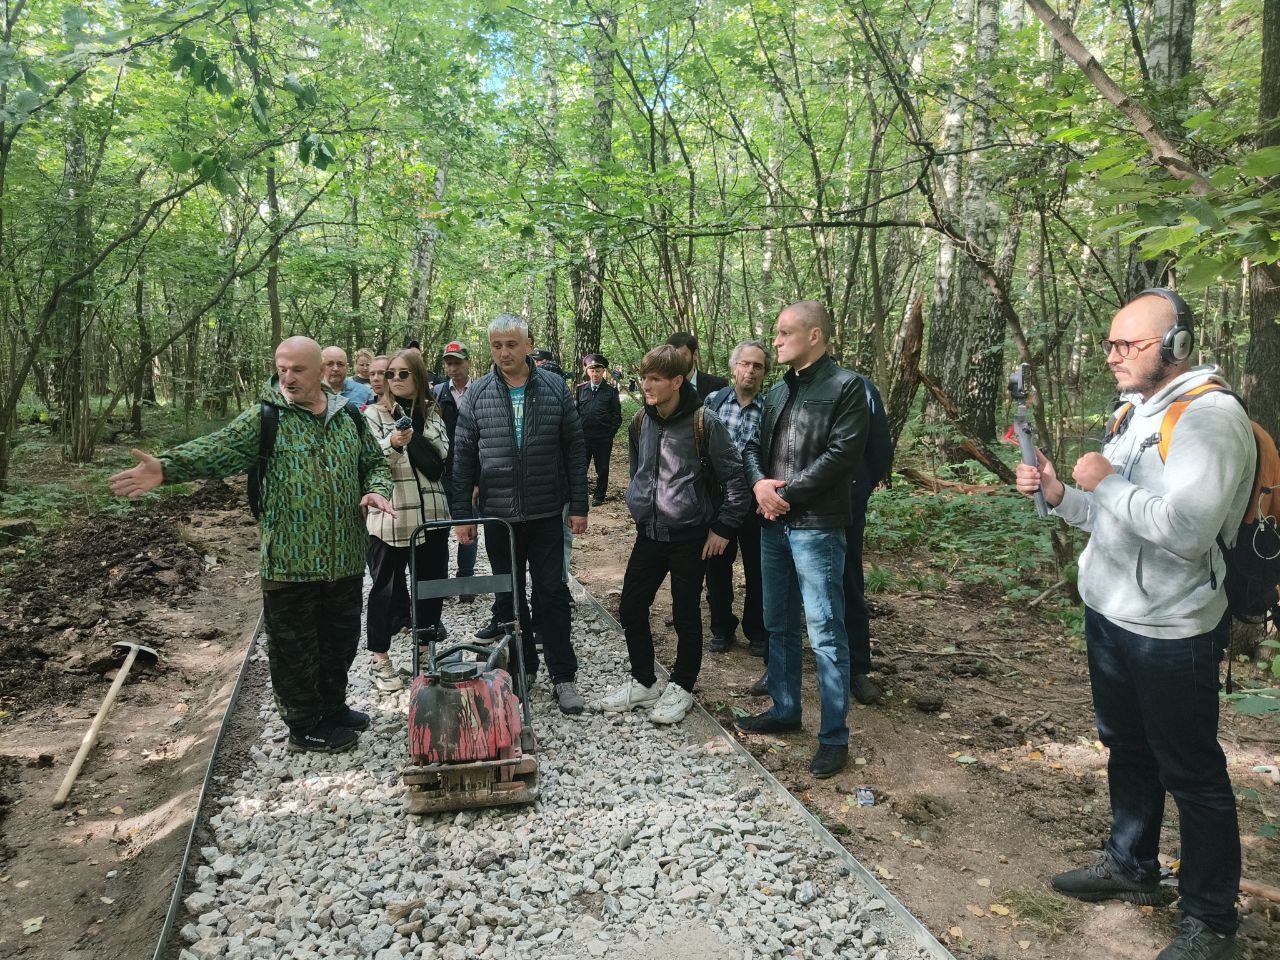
[
  {"left": 450, "top": 360, "right": 589, "bottom": 522},
  {"left": 743, "top": 352, "right": 869, "bottom": 529},
  {"left": 576, "top": 381, "right": 623, "bottom": 439},
  {"left": 625, "top": 383, "right": 748, "bottom": 541}
]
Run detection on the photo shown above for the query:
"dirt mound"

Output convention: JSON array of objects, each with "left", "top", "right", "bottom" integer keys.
[{"left": 0, "top": 479, "right": 245, "bottom": 718}]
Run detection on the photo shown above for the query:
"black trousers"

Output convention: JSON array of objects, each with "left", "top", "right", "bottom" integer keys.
[
  {"left": 705, "top": 511, "right": 765, "bottom": 647},
  {"left": 845, "top": 509, "right": 872, "bottom": 675},
  {"left": 1086, "top": 608, "right": 1238, "bottom": 933},
  {"left": 485, "top": 515, "right": 577, "bottom": 682},
  {"left": 584, "top": 434, "right": 614, "bottom": 500},
  {"left": 366, "top": 532, "right": 449, "bottom": 654},
  {"left": 261, "top": 576, "right": 363, "bottom": 733},
  {"left": 619, "top": 533, "right": 706, "bottom": 691}
]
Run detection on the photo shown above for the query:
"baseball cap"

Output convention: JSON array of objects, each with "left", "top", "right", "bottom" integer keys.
[
  {"left": 442, "top": 341, "right": 469, "bottom": 360},
  {"left": 583, "top": 353, "right": 608, "bottom": 369}
]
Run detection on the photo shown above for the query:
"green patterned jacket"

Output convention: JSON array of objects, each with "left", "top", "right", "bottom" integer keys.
[{"left": 159, "top": 384, "right": 393, "bottom": 582}]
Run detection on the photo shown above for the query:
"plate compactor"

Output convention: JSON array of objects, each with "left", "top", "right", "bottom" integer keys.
[{"left": 402, "top": 518, "right": 539, "bottom": 815}]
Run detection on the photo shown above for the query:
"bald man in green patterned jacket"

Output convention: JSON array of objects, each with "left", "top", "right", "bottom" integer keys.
[{"left": 110, "top": 337, "right": 394, "bottom": 754}]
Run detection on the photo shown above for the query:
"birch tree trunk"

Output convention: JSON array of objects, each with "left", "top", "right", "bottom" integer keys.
[
  {"left": 1147, "top": 0, "right": 1197, "bottom": 87},
  {"left": 405, "top": 160, "right": 448, "bottom": 343},
  {"left": 923, "top": 0, "right": 973, "bottom": 428},
  {"left": 541, "top": 39, "right": 563, "bottom": 362}
]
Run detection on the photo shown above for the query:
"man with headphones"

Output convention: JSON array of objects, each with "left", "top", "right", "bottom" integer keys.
[{"left": 1015, "top": 289, "right": 1255, "bottom": 960}]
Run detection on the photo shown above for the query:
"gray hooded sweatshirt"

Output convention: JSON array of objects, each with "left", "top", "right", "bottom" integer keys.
[{"left": 1054, "top": 366, "right": 1256, "bottom": 638}]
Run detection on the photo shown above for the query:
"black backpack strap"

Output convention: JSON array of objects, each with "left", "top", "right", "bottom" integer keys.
[
  {"left": 247, "top": 402, "right": 279, "bottom": 518},
  {"left": 343, "top": 401, "right": 366, "bottom": 435}
]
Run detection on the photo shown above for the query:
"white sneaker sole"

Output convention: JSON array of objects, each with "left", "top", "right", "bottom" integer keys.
[
  {"left": 650, "top": 704, "right": 691, "bottom": 725},
  {"left": 593, "top": 694, "right": 659, "bottom": 713}
]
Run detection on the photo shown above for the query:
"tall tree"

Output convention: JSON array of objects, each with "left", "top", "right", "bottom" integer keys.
[{"left": 570, "top": 6, "right": 616, "bottom": 363}]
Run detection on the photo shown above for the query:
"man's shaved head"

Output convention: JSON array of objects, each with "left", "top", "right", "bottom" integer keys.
[
  {"left": 779, "top": 300, "right": 833, "bottom": 341},
  {"left": 1116, "top": 293, "right": 1180, "bottom": 339},
  {"left": 275, "top": 337, "right": 326, "bottom": 410},
  {"left": 277, "top": 336, "right": 323, "bottom": 364}
]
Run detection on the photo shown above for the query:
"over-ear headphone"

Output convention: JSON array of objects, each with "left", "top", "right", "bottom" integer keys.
[{"left": 1136, "top": 287, "right": 1195, "bottom": 364}]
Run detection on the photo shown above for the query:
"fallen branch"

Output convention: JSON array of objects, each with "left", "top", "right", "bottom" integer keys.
[
  {"left": 1029, "top": 578, "right": 1069, "bottom": 608},
  {"left": 898, "top": 466, "right": 1002, "bottom": 495},
  {"left": 916, "top": 371, "right": 1018, "bottom": 484},
  {"left": 1242, "top": 878, "right": 1280, "bottom": 905}
]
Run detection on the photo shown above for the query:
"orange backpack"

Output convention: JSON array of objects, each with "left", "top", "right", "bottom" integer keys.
[{"left": 1107, "top": 383, "right": 1280, "bottom": 624}]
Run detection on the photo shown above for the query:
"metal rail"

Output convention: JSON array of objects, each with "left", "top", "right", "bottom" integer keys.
[
  {"left": 151, "top": 610, "right": 265, "bottom": 960},
  {"left": 569, "top": 575, "right": 957, "bottom": 960}
]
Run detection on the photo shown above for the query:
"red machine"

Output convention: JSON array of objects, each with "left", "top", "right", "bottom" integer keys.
[{"left": 403, "top": 519, "right": 538, "bottom": 814}]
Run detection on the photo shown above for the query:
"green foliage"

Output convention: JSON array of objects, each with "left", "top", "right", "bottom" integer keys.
[{"left": 866, "top": 484, "right": 1058, "bottom": 597}]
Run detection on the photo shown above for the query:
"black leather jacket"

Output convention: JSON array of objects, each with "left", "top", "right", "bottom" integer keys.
[{"left": 743, "top": 352, "right": 869, "bottom": 529}]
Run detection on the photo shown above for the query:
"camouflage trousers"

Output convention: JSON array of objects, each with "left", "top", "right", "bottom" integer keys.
[{"left": 260, "top": 576, "right": 363, "bottom": 733}]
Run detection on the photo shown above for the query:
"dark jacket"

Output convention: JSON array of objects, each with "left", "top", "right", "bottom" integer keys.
[
  {"left": 450, "top": 359, "right": 589, "bottom": 522},
  {"left": 625, "top": 382, "right": 748, "bottom": 542},
  {"left": 743, "top": 352, "right": 870, "bottom": 529},
  {"left": 576, "top": 380, "right": 623, "bottom": 439},
  {"left": 852, "top": 374, "right": 893, "bottom": 512},
  {"left": 693, "top": 370, "right": 729, "bottom": 400},
  {"left": 432, "top": 379, "right": 470, "bottom": 499}
]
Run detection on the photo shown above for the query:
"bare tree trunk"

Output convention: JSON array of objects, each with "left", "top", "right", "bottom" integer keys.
[
  {"left": 406, "top": 161, "right": 448, "bottom": 342},
  {"left": 571, "top": 8, "right": 615, "bottom": 362},
  {"left": 757, "top": 91, "right": 785, "bottom": 330},
  {"left": 923, "top": 0, "right": 973, "bottom": 429},
  {"left": 1147, "top": 0, "right": 1197, "bottom": 87},
  {"left": 1246, "top": 0, "right": 1280, "bottom": 437},
  {"left": 266, "top": 165, "right": 283, "bottom": 346},
  {"left": 541, "top": 39, "right": 563, "bottom": 362}
]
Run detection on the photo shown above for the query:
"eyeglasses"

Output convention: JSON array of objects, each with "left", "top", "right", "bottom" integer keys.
[
  {"left": 387, "top": 369, "right": 413, "bottom": 380},
  {"left": 1099, "top": 336, "right": 1161, "bottom": 359}
]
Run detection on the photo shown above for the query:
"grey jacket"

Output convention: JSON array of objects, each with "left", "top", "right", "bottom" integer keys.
[
  {"left": 625, "top": 382, "right": 749, "bottom": 541},
  {"left": 1053, "top": 366, "right": 1255, "bottom": 638},
  {"left": 450, "top": 359, "right": 589, "bottom": 522}
]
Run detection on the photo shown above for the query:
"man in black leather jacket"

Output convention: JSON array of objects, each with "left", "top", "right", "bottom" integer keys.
[
  {"left": 451, "top": 315, "right": 590, "bottom": 715},
  {"left": 736, "top": 301, "right": 869, "bottom": 779}
]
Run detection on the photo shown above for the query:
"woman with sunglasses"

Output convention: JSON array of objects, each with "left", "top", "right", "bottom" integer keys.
[{"left": 363, "top": 350, "right": 451, "bottom": 691}]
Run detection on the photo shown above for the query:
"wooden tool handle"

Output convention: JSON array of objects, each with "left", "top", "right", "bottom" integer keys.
[{"left": 51, "top": 647, "right": 140, "bottom": 809}]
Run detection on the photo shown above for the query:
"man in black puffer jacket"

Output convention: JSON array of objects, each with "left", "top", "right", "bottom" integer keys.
[
  {"left": 736, "top": 301, "right": 870, "bottom": 780},
  {"left": 451, "top": 315, "right": 590, "bottom": 715}
]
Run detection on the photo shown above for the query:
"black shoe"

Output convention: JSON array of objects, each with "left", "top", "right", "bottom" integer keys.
[
  {"left": 748, "top": 671, "right": 769, "bottom": 696},
  {"left": 809, "top": 744, "right": 849, "bottom": 779},
  {"left": 852, "top": 673, "right": 883, "bottom": 705},
  {"left": 325, "top": 707, "right": 370, "bottom": 731},
  {"left": 459, "top": 594, "right": 476, "bottom": 603},
  {"left": 748, "top": 639, "right": 767, "bottom": 658},
  {"left": 709, "top": 633, "right": 734, "bottom": 653},
  {"left": 287, "top": 721, "right": 359, "bottom": 754},
  {"left": 1050, "top": 852, "right": 1165, "bottom": 905},
  {"left": 1156, "top": 916, "right": 1237, "bottom": 960},
  {"left": 591, "top": 498, "right": 606, "bottom": 508},
  {"left": 474, "top": 619, "right": 504, "bottom": 641},
  {"left": 736, "top": 711, "right": 801, "bottom": 734}
]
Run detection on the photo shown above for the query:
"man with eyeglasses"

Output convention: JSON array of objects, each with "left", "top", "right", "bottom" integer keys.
[
  {"left": 1015, "top": 289, "right": 1254, "bottom": 960},
  {"left": 703, "top": 339, "right": 770, "bottom": 657}
]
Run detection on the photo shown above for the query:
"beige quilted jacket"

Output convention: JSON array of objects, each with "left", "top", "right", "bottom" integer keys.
[{"left": 364, "top": 402, "right": 451, "bottom": 546}]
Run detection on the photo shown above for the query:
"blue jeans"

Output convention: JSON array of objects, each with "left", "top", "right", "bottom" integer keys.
[
  {"left": 762, "top": 522, "right": 850, "bottom": 746},
  {"left": 1085, "top": 607, "right": 1238, "bottom": 934}
]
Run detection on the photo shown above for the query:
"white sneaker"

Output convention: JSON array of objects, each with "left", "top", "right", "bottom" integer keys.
[
  {"left": 369, "top": 657, "right": 404, "bottom": 692},
  {"left": 591, "top": 678, "right": 660, "bottom": 713},
  {"left": 650, "top": 682, "right": 694, "bottom": 725}
]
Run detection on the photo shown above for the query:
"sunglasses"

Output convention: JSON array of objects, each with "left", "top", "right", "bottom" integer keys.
[{"left": 387, "top": 369, "right": 413, "bottom": 380}]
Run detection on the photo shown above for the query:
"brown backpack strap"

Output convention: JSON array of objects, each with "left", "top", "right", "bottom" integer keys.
[{"left": 628, "top": 409, "right": 644, "bottom": 448}]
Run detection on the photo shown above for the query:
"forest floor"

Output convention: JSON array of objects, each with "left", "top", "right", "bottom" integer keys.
[{"left": 0, "top": 425, "right": 1277, "bottom": 960}]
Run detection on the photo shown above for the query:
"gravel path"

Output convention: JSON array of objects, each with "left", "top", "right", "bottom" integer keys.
[{"left": 177, "top": 572, "right": 936, "bottom": 960}]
